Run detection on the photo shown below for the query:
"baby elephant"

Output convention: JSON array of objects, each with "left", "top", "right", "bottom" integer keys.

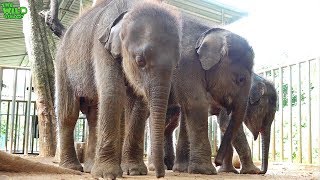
[
  {"left": 217, "top": 73, "right": 277, "bottom": 174},
  {"left": 55, "top": 0, "right": 181, "bottom": 178}
]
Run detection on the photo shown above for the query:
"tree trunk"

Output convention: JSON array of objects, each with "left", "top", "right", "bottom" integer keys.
[{"left": 21, "top": 0, "right": 56, "bottom": 157}]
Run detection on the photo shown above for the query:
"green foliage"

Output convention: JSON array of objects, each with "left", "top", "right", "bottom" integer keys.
[{"left": 277, "top": 83, "right": 306, "bottom": 110}]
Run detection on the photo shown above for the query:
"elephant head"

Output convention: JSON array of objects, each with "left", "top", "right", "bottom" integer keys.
[
  {"left": 245, "top": 74, "right": 277, "bottom": 173},
  {"left": 195, "top": 28, "right": 254, "bottom": 165},
  {"left": 99, "top": 2, "right": 181, "bottom": 177}
]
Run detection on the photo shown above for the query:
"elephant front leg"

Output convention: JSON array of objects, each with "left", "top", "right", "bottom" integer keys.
[
  {"left": 232, "top": 125, "right": 260, "bottom": 174},
  {"left": 91, "top": 56, "right": 125, "bottom": 179},
  {"left": 83, "top": 106, "right": 98, "bottom": 173},
  {"left": 217, "top": 110, "right": 238, "bottom": 174},
  {"left": 121, "top": 90, "right": 148, "bottom": 175},
  {"left": 217, "top": 132, "right": 238, "bottom": 174},
  {"left": 186, "top": 105, "right": 217, "bottom": 175}
]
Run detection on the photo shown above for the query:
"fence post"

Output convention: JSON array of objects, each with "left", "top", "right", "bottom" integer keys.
[
  {"left": 271, "top": 69, "right": 276, "bottom": 161},
  {"left": 288, "top": 65, "right": 293, "bottom": 162},
  {"left": 279, "top": 67, "right": 284, "bottom": 161},
  {"left": 318, "top": 58, "right": 320, "bottom": 165},
  {"left": 9, "top": 68, "right": 18, "bottom": 154},
  {"left": 24, "top": 71, "right": 32, "bottom": 155},
  {"left": 297, "top": 63, "right": 302, "bottom": 163},
  {"left": 306, "top": 60, "right": 312, "bottom": 164},
  {"left": 212, "top": 117, "right": 217, "bottom": 157},
  {"left": 0, "top": 67, "right": 2, "bottom": 144}
]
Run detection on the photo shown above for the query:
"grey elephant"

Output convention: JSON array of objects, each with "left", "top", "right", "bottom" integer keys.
[
  {"left": 55, "top": 0, "right": 181, "bottom": 178},
  {"left": 217, "top": 73, "right": 277, "bottom": 174},
  {"left": 120, "top": 13, "right": 254, "bottom": 175}
]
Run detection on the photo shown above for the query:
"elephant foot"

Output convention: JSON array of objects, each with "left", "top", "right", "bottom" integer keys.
[
  {"left": 59, "top": 159, "right": 83, "bottom": 172},
  {"left": 164, "top": 154, "right": 175, "bottom": 170},
  {"left": 218, "top": 164, "right": 239, "bottom": 174},
  {"left": 91, "top": 162, "right": 123, "bottom": 179},
  {"left": 148, "top": 163, "right": 167, "bottom": 171},
  {"left": 83, "top": 159, "right": 94, "bottom": 173},
  {"left": 164, "top": 161, "right": 174, "bottom": 170},
  {"left": 172, "top": 161, "right": 188, "bottom": 172},
  {"left": 121, "top": 161, "right": 148, "bottom": 175},
  {"left": 240, "top": 164, "right": 261, "bottom": 174},
  {"left": 188, "top": 162, "right": 217, "bottom": 175}
]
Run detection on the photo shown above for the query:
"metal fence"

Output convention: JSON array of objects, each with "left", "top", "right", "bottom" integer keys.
[
  {"left": 1, "top": 57, "right": 320, "bottom": 165},
  {"left": 0, "top": 66, "right": 86, "bottom": 154},
  {"left": 253, "top": 57, "right": 320, "bottom": 164}
]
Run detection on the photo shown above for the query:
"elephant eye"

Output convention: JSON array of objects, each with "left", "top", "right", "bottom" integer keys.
[
  {"left": 236, "top": 75, "right": 246, "bottom": 86},
  {"left": 135, "top": 55, "right": 146, "bottom": 68}
]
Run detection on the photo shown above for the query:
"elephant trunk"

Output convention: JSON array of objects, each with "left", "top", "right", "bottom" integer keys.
[
  {"left": 261, "top": 127, "right": 271, "bottom": 174},
  {"left": 149, "top": 84, "right": 170, "bottom": 178}
]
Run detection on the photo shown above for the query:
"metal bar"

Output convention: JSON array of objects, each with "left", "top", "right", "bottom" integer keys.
[
  {"left": 306, "top": 60, "right": 312, "bottom": 164},
  {"left": 212, "top": 118, "right": 217, "bottom": 156},
  {"left": 297, "top": 63, "right": 302, "bottom": 163},
  {"left": 288, "top": 65, "right": 293, "bottom": 162},
  {"left": 0, "top": 66, "right": 31, "bottom": 70},
  {"left": 9, "top": 68, "right": 18, "bottom": 154},
  {"left": 32, "top": 103, "right": 37, "bottom": 153},
  {"left": 318, "top": 57, "right": 320, "bottom": 165},
  {"left": 221, "top": 9, "right": 225, "bottom": 25},
  {"left": 251, "top": 136, "right": 254, "bottom": 158},
  {"left": 0, "top": 67, "right": 3, "bottom": 143},
  {"left": 24, "top": 72, "right": 32, "bottom": 155},
  {"left": 208, "top": 116, "right": 213, "bottom": 155},
  {"left": 279, "top": 67, "right": 284, "bottom": 161},
  {"left": 5, "top": 102, "right": 10, "bottom": 152},
  {"left": 257, "top": 134, "right": 261, "bottom": 161},
  {"left": 1, "top": 100, "right": 35, "bottom": 103},
  {"left": 22, "top": 101, "right": 28, "bottom": 154},
  {"left": 14, "top": 102, "right": 20, "bottom": 153},
  {"left": 31, "top": 116, "right": 35, "bottom": 154},
  {"left": 0, "top": 53, "right": 27, "bottom": 59},
  {"left": 256, "top": 57, "right": 318, "bottom": 74},
  {"left": 82, "top": 118, "right": 85, "bottom": 142},
  {"left": 271, "top": 69, "right": 276, "bottom": 161}
]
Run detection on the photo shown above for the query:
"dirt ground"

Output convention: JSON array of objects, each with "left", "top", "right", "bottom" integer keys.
[{"left": 0, "top": 155, "right": 319, "bottom": 180}]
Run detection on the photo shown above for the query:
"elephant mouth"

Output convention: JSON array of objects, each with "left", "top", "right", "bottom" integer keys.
[{"left": 221, "top": 96, "right": 233, "bottom": 111}]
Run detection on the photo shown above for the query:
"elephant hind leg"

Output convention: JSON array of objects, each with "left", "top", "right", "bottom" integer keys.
[
  {"left": 217, "top": 137, "right": 238, "bottom": 174},
  {"left": 57, "top": 93, "right": 82, "bottom": 171},
  {"left": 173, "top": 109, "right": 189, "bottom": 173},
  {"left": 83, "top": 105, "right": 98, "bottom": 173}
]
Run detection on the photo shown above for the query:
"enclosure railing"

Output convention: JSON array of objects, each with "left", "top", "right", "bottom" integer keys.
[
  {"left": 253, "top": 57, "right": 320, "bottom": 164},
  {"left": 0, "top": 66, "right": 35, "bottom": 154},
  {"left": 1, "top": 56, "right": 320, "bottom": 165}
]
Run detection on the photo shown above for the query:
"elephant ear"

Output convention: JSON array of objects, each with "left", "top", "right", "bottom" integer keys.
[
  {"left": 99, "top": 11, "right": 127, "bottom": 58},
  {"left": 249, "top": 81, "right": 267, "bottom": 104},
  {"left": 195, "top": 28, "right": 228, "bottom": 70}
]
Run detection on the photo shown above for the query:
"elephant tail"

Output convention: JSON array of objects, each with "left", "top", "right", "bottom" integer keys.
[{"left": 0, "top": 150, "right": 81, "bottom": 174}]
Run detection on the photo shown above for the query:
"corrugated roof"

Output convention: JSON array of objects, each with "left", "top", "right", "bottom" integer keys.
[{"left": 0, "top": 0, "right": 247, "bottom": 67}]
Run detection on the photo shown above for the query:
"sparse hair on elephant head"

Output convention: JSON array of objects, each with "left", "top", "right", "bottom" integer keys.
[
  {"left": 195, "top": 28, "right": 254, "bottom": 72},
  {"left": 99, "top": 0, "right": 182, "bottom": 98}
]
